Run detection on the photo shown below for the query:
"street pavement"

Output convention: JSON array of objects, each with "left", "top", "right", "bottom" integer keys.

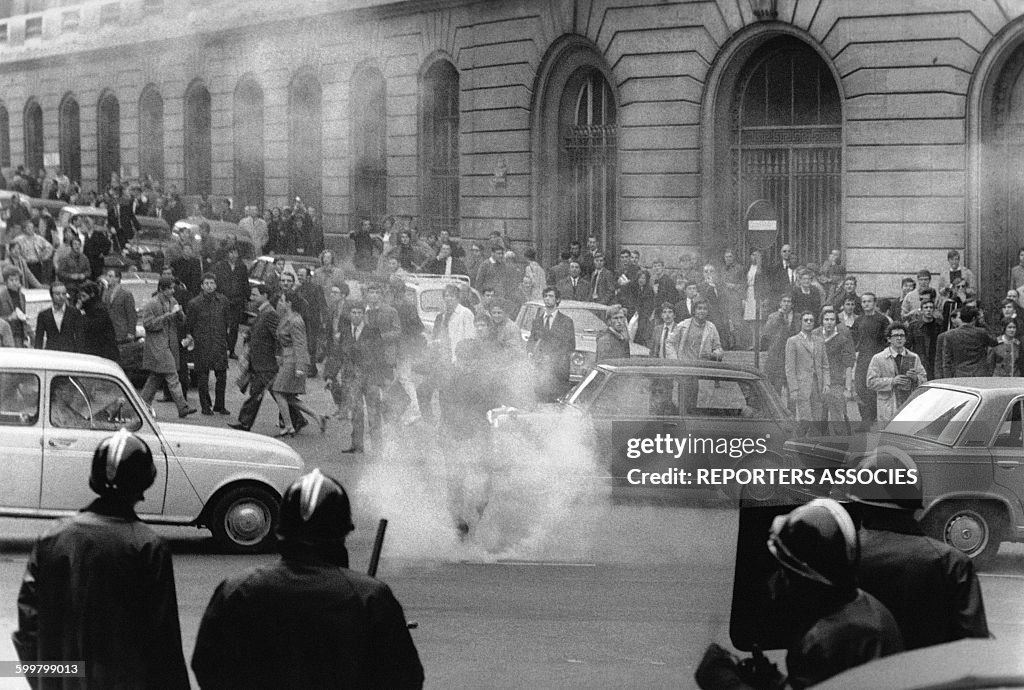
[{"left": 0, "top": 359, "right": 1022, "bottom": 688}]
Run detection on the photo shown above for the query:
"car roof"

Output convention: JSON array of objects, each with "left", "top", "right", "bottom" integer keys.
[
  {"left": 924, "top": 378, "right": 1024, "bottom": 395},
  {"left": 522, "top": 299, "right": 608, "bottom": 310},
  {"left": 0, "top": 348, "right": 127, "bottom": 377},
  {"left": 595, "top": 358, "right": 764, "bottom": 378},
  {"left": 61, "top": 205, "right": 107, "bottom": 216}
]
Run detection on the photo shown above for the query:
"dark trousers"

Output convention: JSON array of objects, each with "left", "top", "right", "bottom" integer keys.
[
  {"left": 347, "top": 376, "right": 382, "bottom": 450},
  {"left": 226, "top": 303, "right": 242, "bottom": 358},
  {"left": 237, "top": 370, "right": 305, "bottom": 430},
  {"left": 196, "top": 364, "right": 227, "bottom": 412},
  {"left": 855, "top": 357, "right": 877, "bottom": 430}
]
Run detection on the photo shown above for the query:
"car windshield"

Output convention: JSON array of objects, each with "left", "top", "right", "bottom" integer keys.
[
  {"left": 886, "top": 386, "right": 980, "bottom": 445},
  {"left": 562, "top": 308, "right": 608, "bottom": 333},
  {"left": 565, "top": 368, "right": 608, "bottom": 406}
]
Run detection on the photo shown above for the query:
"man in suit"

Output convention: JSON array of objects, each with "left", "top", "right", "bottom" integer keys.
[
  {"left": 231, "top": 285, "right": 298, "bottom": 432},
  {"left": 527, "top": 287, "right": 576, "bottom": 402},
  {"left": 106, "top": 186, "right": 140, "bottom": 251},
  {"left": 213, "top": 247, "right": 251, "bottom": 359},
  {"left": 650, "top": 260, "right": 678, "bottom": 305},
  {"left": 940, "top": 305, "right": 997, "bottom": 378},
  {"left": 171, "top": 243, "right": 204, "bottom": 299},
  {"left": 588, "top": 254, "right": 616, "bottom": 305},
  {"left": 785, "top": 311, "right": 830, "bottom": 436},
  {"left": 769, "top": 243, "right": 798, "bottom": 301},
  {"left": 650, "top": 303, "right": 676, "bottom": 359},
  {"left": 556, "top": 261, "right": 591, "bottom": 302},
  {"left": 34, "top": 282, "right": 81, "bottom": 352},
  {"left": 336, "top": 301, "right": 385, "bottom": 453},
  {"left": 579, "top": 236, "right": 599, "bottom": 279},
  {"left": 674, "top": 281, "right": 700, "bottom": 322},
  {"left": 763, "top": 294, "right": 799, "bottom": 396},
  {"left": 363, "top": 283, "right": 400, "bottom": 384},
  {"left": 425, "top": 242, "right": 467, "bottom": 277},
  {"left": 104, "top": 269, "right": 138, "bottom": 359}
]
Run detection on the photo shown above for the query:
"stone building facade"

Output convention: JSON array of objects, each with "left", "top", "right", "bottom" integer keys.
[{"left": 1, "top": 0, "right": 1024, "bottom": 307}]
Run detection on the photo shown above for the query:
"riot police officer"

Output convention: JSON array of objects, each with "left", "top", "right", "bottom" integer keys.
[
  {"left": 848, "top": 449, "right": 989, "bottom": 650},
  {"left": 192, "top": 469, "right": 424, "bottom": 689},
  {"left": 13, "top": 430, "right": 190, "bottom": 689}
]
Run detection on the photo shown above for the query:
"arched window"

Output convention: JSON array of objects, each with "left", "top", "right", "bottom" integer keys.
[
  {"left": 138, "top": 85, "right": 164, "bottom": 184},
  {"left": 24, "top": 100, "right": 44, "bottom": 175},
  {"left": 233, "top": 77, "right": 264, "bottom": 211},
  {"left": 420, "top": 59, "right": 459, "bottom": 236},
  {"left": 0, "top": 105, "right": 12, "bottom": 168},
  {"left": 97, "top": 92, "right": 121, "bottom": 189},
  {"left": 351, "top": 66, "right": 387, "bottom": 230},
  {"left": 58, "top": 95, "right": 81, "bottom": 184},
  {"left": 288, "top": 72, "right": 321, "bottom": 211},
  {"left": 560, "top": 68, "right": 616, "bottom": 256},
  {"left": 184, "top": 81, "right": 212, "bottom": 195},
  {"left": 727, "top": 38, "right": 842, "bottom": 264}
]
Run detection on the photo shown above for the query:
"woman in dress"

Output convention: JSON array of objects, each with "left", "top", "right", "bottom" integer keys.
[
  {"left": 743, "top": 249, "right": 768, "bottom": 350},
  {"left": 270, "top": 290, "right": 328, "bottom": 437},
  {"left": 631, "top": 270, "right": 658, "bottom": 347}
]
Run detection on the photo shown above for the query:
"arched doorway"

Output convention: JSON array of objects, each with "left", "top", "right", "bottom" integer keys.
[
  {"left": 234, "top": 76, "right": 264, "bottom": 210},
  {"left": 351, "top": 65, "right": 387, "bottom": 231},
  {"left": 420, "top": 58, "right": 459, "bottom": 236},
  {"left": 710, "top": 36, "right": 842, "bottom": 266},
  {"left": 138, "top": 85, "right": 164, "bottom": 184},
  {"left": 288, "top": 71, "right": 322, "bottom": 213},
  {"left": 980, "top": 42, "right": 1024, "bottom": 309},
  {"left": 533, "top": 37, "right": 618, "bottom": 265},
  {"left": 184, "top": 80, "right": 212, "bottom": 195},
  {"left": 97, "top": 91, "right": 120, "bottom": 189},
  {"left": 59, "top": 94, "right": 81, "bottom": 184},
  {"left": 23, "top": 99, "right": 44, "bottom": 174}
]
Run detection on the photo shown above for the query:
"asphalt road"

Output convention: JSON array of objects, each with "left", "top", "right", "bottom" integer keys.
[{"left": 0, "top": 362, "right": 1022, "bottom": 688}]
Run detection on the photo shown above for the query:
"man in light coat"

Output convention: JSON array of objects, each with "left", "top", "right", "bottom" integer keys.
[
  {"left": 785, "top": 311, "right": 830, "bottom": 436},
  {"left": 867, "top": 322, "right": 928, "bottom": 424},
  {"left": 139, "top": 276, "right": 197, "bottom": 418},
  {"left": 667, "top": 300, "right": 723, "bottom": 361}
]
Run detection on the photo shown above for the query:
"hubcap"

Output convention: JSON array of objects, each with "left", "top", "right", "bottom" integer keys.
[
  {"left": 946, "top": 512, "right": 987, "bottom": 555},
  {"left": 225, "top": 499, "right": 271, "bottom": 546}
]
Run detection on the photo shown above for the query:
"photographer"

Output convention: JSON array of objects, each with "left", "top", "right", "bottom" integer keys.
[{"left": 866, "top": 322, "right": 927, "bottom": 425}]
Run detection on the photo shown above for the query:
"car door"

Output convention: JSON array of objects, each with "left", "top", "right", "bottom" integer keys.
[
  {"left": 590, "top": 372, "right": 688, "bottom": 489},
  {"left": 678, "top": 374, "right": 781, "bottom": 475},
  {"left": 991, "top": 398, "right": 1024, "bottom": 514},
  {"left": 41, "top": 372, "right": 166, "bottom": 515},
  {"left": 0, "top": 371, "right": 43, "bottom": 509}
]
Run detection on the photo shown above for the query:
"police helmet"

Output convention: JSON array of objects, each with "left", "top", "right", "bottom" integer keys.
[
  {"left": 846, "top": 447, "right": 923, "bottom": 511},
  {"left": 89, "top": 429, "right": 157, "bottom": 499},
  {"left": 277, "top": 469, "right": 354, "bottom": 544},
  {"left": 767, "top": 498, "right": 858, "bottom": 592}
]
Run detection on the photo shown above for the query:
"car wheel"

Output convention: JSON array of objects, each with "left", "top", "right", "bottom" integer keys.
[
  {"left": 209, "top": 485, "right": 280, "bottom": 554},
  {"left": 730, "top": 455, "right": 784, "bottom": 505},
  {"left": 922, "top": 501, "right": 1004, "bottom": 569}
]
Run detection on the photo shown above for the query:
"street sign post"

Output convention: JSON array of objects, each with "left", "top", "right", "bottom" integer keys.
[{"left": 745, "top": 200, "right": 779, "bottom": 369}]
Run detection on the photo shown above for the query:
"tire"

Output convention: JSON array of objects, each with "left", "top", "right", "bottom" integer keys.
[
  {"left": 922, "top": 501, "right": 1005, "bottom": 569},
  {"left": 209, "top": 485, "right": 280, "bottom": 554},
  {"left": 730, "top": 455, "right": 785, "bottom": 505}
]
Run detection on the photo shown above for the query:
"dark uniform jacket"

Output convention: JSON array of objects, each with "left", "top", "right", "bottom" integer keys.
[
  {"left": 192, "top": 552, "right": 424, "bottom": 690},
  {"left": 13, "top": 498, "right": 190, "bottom": 690},
  {"left": 857, "top": 508, "right": 989, "bottom": 651},
  {"left": 786, "top": 590, "right": 903, "bottom": 689}
]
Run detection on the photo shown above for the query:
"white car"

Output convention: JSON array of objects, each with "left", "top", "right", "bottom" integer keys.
[{"left": 0, "top": 349, "right": 304, "bottom": 553}]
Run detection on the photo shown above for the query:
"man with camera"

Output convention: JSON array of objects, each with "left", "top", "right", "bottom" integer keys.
[{"left": 866, "top": 322, "right": 927, "bottom": 425}]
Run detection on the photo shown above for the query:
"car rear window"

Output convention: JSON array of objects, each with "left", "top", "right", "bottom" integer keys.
[
  {"left": 887, "top": 386, "right": 980, "bottom": 445},
  {"left": 563, "top": 308, "right": 608, "bottom": 332}
]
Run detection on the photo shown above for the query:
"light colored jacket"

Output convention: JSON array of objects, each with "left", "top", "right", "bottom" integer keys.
[
  {"left": 867, "top": 347, "right": 928, "bottom": 424},
  {"left": 785, "top": 332, "right": 830, "bottom": 422},
  {"left": 666, "top": 318, "right": 723, "bottom": 361}
]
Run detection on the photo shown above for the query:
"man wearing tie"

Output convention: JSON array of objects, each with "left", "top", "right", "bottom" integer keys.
[
  {"left": 674, "top": 282, "right": 700, "bottom": 322},
  {"left": 556, "top": 261, "right": 591, "bottom": 302},
  {"left": 651, "top": 303, "right": 676, "bottom": 359},
  {"left": 426, "top": 242, "right": 467, "bottom": 277},
  {"left": 770, "top": 243, "right": 797, "bottom": 300},
  {"left": 527, "top": 287, "right": 576, "bottom": 402},
  {"left": 589, "top": 254, "right": 615, "bottom": 304},
  {"left": 337, "top": 301, "right": 385, "bottom": 454}
]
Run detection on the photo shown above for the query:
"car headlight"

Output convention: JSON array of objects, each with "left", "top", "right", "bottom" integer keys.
[{"left": 571, "top": 351, "right": 587, "bottom": 368}]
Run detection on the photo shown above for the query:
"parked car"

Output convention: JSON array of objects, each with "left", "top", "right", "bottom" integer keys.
[
  {"left": 784, "top": 378, "right": 1024, "bottom": 567},
  {"left": 489, "top": 359, "right": 795, "bottom": 503},
  {"left": 56, "top": 204, "right": 108, "bottom": 232},
  {"left": 0, "top": 349, "right": 304, "bottom": 552},
  {"left": 174, "top": 218, "right": 255, "bottom": 260},
  {"left": 515, "top": 299, "right": 650, "bottom": 380},
  {"left": 123, "top": 215, "right": 174, "bottom": 272}
]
